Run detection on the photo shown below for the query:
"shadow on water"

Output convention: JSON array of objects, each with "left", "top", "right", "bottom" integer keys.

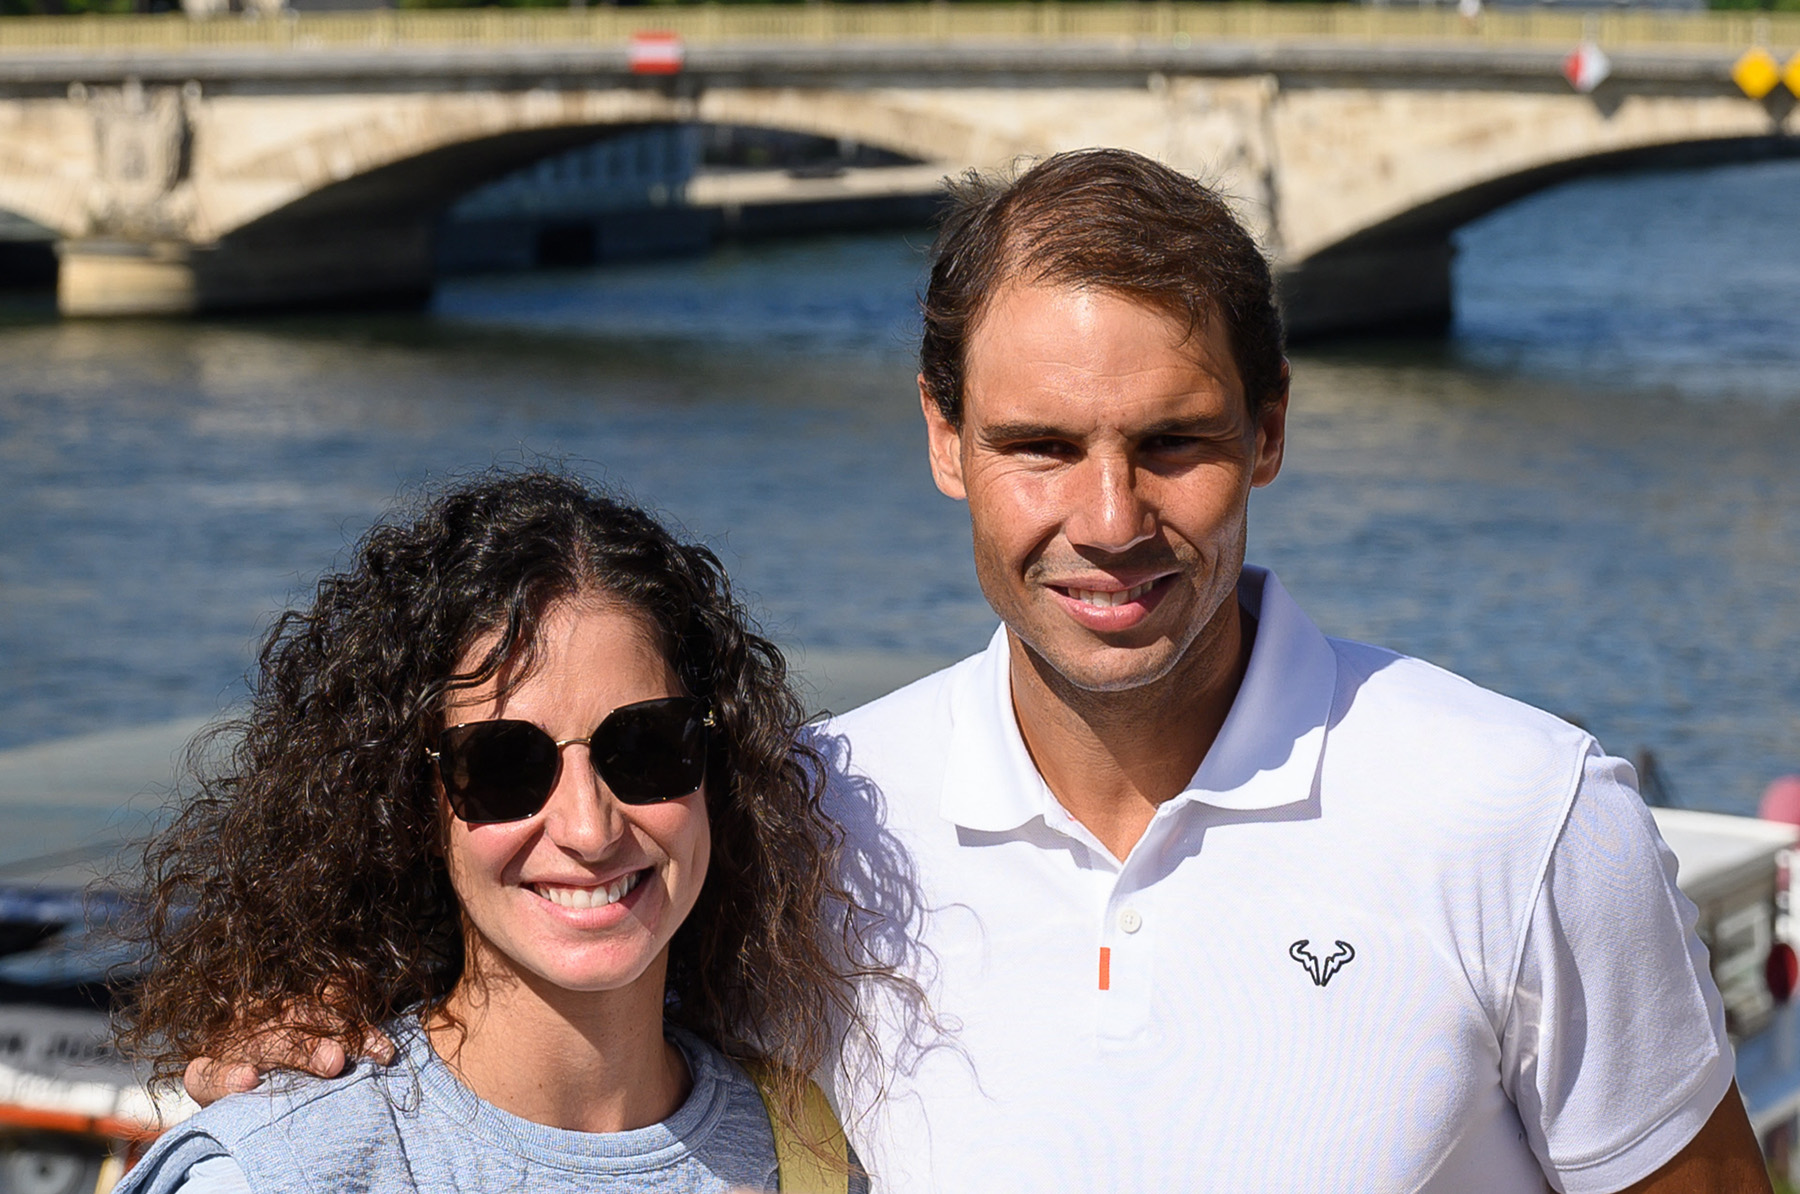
[{"left": 1449, "top": 156, "right": 1800, "bottom": 405}]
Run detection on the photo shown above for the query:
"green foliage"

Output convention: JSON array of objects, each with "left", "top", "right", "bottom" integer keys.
[{"left": 1710, "top": 0, "right": 1800, "bottom": 10}]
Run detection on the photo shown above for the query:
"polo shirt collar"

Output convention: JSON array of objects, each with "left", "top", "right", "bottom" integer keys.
[
  {"left": 936, "top": 621, "right": 1048, "bottom": 833},
  {"left": 939, "top": 566, "right": 1336, "bottom": 832},
  {"left": 1191, "top": 566, "right": 1336, "bottom": 810}
]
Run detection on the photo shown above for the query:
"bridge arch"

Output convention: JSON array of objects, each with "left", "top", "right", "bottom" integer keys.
[
  {"left": 47, "top": 88, "right": 958, "bottom": 314},
  {"left": 1305, "top": 134, "right": 1800, "bottom": 263},
  {"left": 192, "top": 89, "right": 959, "bottom": 245},
  {"left": 1268, "top": 84, "right": 1796, "bottom": 336}
]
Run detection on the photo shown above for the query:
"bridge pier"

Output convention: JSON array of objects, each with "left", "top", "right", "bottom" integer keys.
[
  {"left": 57, "top": 223, "right": 435, "bottom": 317},
  {"left": 1277, "top": 239, "right": 1456, "bottom": 341}
]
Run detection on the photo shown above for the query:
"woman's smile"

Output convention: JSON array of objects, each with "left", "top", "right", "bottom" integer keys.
[{"left": 526, "top": 871, "right": 643, "bottom": 911}]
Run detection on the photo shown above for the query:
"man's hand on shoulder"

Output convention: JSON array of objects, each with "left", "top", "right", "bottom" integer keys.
[
  {"left": 181, "top": 1025, "right": 396, "bottom": 1107},
  {"left": 1619, "top": 1083, "right": 1772, "bottom": 1194}
]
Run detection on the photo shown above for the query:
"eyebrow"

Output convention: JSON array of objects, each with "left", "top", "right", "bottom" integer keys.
[
  {"left": 1135, "top": 414, "right": 1241, "bottom": 438},
  {"left": 978, "top": 420, "right": 1074, "bottom": 445},
  {"left": 978, "top": 413, "right": 1239, "bottom": 445}
]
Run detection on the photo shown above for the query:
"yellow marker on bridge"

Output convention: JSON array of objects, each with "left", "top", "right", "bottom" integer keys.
[
  {"left": 1786, "top": 52, "right": 1800, "bottom": 98},
  {"left": 1732, "top": 47, "right": 1781, "bottom": 98}
]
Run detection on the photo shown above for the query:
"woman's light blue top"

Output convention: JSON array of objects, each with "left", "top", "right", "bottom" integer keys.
[{"left": 117, "top": 1021, "right": 782, "bottom": 1193}]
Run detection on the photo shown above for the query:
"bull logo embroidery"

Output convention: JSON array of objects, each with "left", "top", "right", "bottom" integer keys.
[{"left": 1289, "top": 939, "right": 1356, "bottom": 988}]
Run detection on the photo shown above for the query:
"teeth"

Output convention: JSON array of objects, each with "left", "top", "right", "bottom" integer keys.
[
  {"left": 532, "top": 871, "right": 641, "bottom": 910},
  {"left": 1068, "top": 580, "right": 1155, "bottom": 608}
]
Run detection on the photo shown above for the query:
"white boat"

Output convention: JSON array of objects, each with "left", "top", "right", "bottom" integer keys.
[
  {"left": 1652, "top": 807, "right": 1800, "bottom": 1183},
  {"left": 0, "top": 863, "right": 190, "bottom": 1194}
]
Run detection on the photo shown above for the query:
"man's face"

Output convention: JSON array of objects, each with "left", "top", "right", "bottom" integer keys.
[{"left": 923, "top": 282, "right": 1287, "bottom": 694}]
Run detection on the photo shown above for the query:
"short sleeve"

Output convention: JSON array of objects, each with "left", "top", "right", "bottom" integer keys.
[
  {"left": 170, "top": 1156, "right": 253, "bottom": 1194},
  {"left": 110, "top": 1135, "right": 245, "bottom": 1194},
  {"left": 1501, "top": 747, "right": 1735, "bottom": 1193}
]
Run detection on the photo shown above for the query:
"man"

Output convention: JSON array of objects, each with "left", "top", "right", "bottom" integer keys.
[
  {"left": 804, "top": 149, "right": 1766, "bottom": 1192},
  {"left": 189, "top": 149, "right": 1766, "bottom": 1192}
]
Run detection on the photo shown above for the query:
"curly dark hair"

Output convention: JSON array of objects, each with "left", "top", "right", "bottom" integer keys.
[
  {"left": 920, "top": 147, "right": 1287, "bottom": 427},
  {"left": 117, "top": 469, "right": 869, "bottom": 1146}
]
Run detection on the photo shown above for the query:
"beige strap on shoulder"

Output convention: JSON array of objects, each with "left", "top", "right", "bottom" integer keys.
[{"left": 741, "top": 1061, "right": 851, "bottom": 1194}]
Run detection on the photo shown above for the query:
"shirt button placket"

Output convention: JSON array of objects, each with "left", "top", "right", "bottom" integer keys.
[{"left": 1098, "top": 892, "right": 1153, "bottom": 1048}]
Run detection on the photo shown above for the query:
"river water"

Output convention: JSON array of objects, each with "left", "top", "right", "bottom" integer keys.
[{"left": 1, "top": 158, "right": 1796, "bottom": 858}]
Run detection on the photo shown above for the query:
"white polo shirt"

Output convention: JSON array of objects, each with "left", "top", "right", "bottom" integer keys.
[{"left": 813, "top": 567, "right": 1733, "bottom": 1194}]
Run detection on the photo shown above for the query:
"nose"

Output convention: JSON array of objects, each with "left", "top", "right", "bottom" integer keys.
[
  {"left": 539, "top": 746, "right": 627, "bottom": 859},
  {"left": 1064, "top": 453, "right": 1154, "bottom": 554}
]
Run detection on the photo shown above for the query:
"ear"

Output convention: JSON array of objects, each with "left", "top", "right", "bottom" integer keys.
[
  {"left": 920, "top": 375, "right": 968, "bottom": 501},
  {"left": 1250, "top": 359, "right": 1290, "bottom": 489}
]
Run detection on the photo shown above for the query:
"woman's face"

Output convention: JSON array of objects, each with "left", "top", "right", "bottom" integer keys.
[{"left": 440, "top": 597, "right": 711, "bottom": 1002}]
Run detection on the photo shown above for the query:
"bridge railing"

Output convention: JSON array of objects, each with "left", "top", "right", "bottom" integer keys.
[{"left": 0, "top": 3, "right": 1791, "bottom": 54}]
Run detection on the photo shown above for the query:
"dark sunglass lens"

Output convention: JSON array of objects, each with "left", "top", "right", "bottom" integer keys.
[
  {"left": 439, "top": 720, "right": 560, "bottom": 823},
  {"left": 593, "top": 698, "right": 708, "bottom": 805}
]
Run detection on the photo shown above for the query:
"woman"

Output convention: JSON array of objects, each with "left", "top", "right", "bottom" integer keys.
[{"left": 116, "top": 471, "right": 873, "bottom": 1193}]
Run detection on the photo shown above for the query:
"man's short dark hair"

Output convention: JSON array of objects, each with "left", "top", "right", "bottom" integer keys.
[{"left": 919, "top": 148, "right": 1286, "bottom": 427}]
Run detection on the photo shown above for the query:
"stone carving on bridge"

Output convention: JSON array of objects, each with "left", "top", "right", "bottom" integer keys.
[
  {"left": 74, "top": 78, "right": 198, "bottom": 241},
  {"left": 1151, "top": 74, "right": 1282, "bottom": 256}
]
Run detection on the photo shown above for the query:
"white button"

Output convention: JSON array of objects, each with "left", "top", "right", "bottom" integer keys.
[{"left": 1118, "top": 907, "right": 1143, "bottom": 934}]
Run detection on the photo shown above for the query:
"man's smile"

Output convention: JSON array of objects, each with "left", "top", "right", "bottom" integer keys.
[
  {"left": 1042, "top": 573, "right": 1178, "bottom": 631},
  {"left": 1059, "top": 579, "right": 1156, "bottom": 608}
]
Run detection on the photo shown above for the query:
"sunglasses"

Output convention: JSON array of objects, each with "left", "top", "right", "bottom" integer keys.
[{"left": 431, "top": 696, "right": 715, "bottom": 824}]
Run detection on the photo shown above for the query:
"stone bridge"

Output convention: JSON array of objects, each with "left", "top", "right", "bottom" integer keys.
[{"left": 0, "top": 3, "right": 1795, "bottom": 334}]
